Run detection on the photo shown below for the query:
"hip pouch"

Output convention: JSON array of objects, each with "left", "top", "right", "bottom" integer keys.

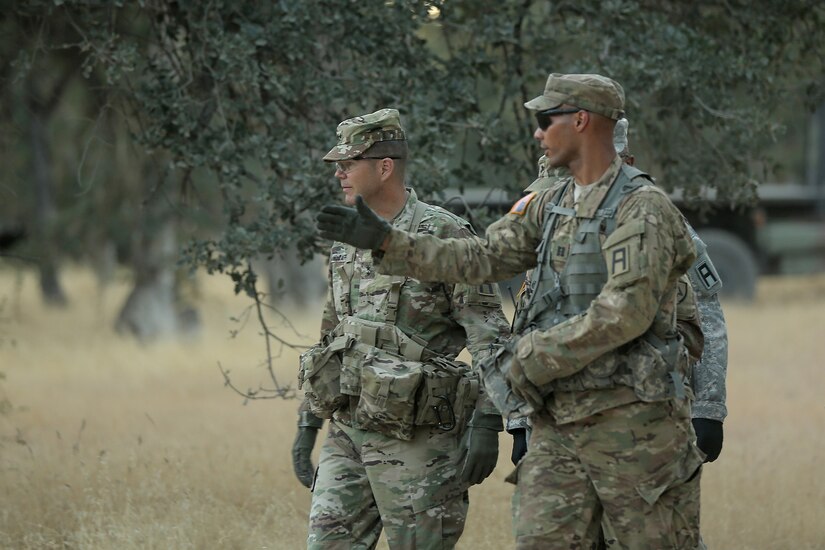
[
  {"left": 354, "top": 352, "right": 480, "bottom": 441},
  {"left": 414, "top": 357, "right": 478, "bottom": 433},
  {"left": 354, "top": 349, "right": 426, "bottom": 441},
  {"left": 298, "top": 334, "right": 354, "bottom": 418}
]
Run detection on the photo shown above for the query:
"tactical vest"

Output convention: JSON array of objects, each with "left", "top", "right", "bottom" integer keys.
[
  {"left": 516, "top": 164, "right": 687, "bottom": 400},
  {"left": 299, "top": 198, "right": 479, "bottom": 440}
]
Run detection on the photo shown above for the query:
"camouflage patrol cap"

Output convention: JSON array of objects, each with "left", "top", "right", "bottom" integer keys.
[
  {"left": 524, "top": 73, "right": 625, "bottom": 120},
  {"left": 323, "top": 108, "right": 408, "bottom": 161}
]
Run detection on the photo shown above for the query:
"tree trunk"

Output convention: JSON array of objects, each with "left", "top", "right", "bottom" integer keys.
[
  {"left": 256, "top": 243, "right": 326, "bottom": 308},
  {"left": 29, "top": 110, "right": 68, "bottom": 307},
  {"left": 115, "top": 220, "right": 177, "bottom": 342}
]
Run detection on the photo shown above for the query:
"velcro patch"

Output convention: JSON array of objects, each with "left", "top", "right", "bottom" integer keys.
[
  {"left": 509, "top": 192, "right": 537, "bottom": 216},
  {"left": 695, "top": 261, "right": 719, "bottom": 290},
  {"left": 609, "top": 245, "right": 631, "bottom": 276}
]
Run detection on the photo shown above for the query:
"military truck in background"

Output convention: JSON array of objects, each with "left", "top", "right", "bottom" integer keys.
[{"left": 441, "top": 172, "right": 825, "bottom": 302}]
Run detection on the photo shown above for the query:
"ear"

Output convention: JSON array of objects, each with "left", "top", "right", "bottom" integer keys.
[
  {"left": 379, "top": 158, "right": 394, "bottom": 181},
  {"left": 574, "top": 110, "right": 590, "bottom": 133}
]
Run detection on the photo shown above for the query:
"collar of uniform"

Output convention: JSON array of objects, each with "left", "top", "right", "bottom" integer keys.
[
  {"left": 524, "top": 166, "right": 571, "bottom": 193},
  {"left": 565, "top": 155, "right": 623, "bottom": 218},
  {"left": 390, "top": 187, "right": 418, "bottom": 228}
]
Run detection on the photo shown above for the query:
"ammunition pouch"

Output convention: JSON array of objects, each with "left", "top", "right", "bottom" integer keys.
[
  {"left": 301, "top": 316, "right": 480, "bottom": 440},
  {"left": 298, "top": 334, "right": 354, "bottom": 419},
  {"left": 352, "top": 346, "right": 478, "bottom": 441},
  {"left": 413, "top": 357, "right": 479, "bottom": 432}
]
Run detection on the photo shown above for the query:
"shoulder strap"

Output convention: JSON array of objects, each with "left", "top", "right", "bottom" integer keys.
[
  {"left": 514, "top": 183, "right": 569, "bottom": 333},
  {"left": 596, "top": 164, "right": 654, "bottom": 235},
  {"left": 384, "top": 200, "right": 429, "bottom": 324}
]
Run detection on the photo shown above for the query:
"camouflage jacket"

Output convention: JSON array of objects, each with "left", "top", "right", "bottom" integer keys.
[
  {"left": 507, "top": 161, "right": 728, "bottom": 425},
  {"left": 376, "top": 157, "right": 697, "bottom": 423},
  {"left": 300, "top": 189, "right": 510, "bottom": 420}
]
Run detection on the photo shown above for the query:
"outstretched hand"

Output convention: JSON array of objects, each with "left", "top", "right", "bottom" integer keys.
[{"left": 316, "top": 195, "right": 391, "bottom": 251}]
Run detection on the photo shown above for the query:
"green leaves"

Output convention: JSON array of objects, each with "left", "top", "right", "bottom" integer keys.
[{"left": 6, "top": 0, "right": 825, "bottom": 284}]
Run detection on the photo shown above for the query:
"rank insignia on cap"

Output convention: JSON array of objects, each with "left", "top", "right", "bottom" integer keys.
[{"left": 509, "top": 192, "right": 537, "bottom": 216}]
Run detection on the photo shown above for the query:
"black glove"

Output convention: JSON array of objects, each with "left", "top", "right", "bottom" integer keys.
[
  {"left": 291, "top": 426, "right": 319, "bottom": 488},
  {"left": 510, "top": 428, "right": 528, "bottom": 466},
  {"left": 692, "top": 418, "right": 723, "bottom": 462},
  {"left": 316, "top": 195, "right": 391, "bottom": 251},
  {"left": 461, "top": 413, "right": 502, "bottom": 485}
]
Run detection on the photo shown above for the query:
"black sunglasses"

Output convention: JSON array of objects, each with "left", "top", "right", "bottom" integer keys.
[{"left": 535, "top": 108, "right": 582, "bottom": 131}]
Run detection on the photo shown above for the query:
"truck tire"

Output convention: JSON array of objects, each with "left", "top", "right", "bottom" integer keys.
[{"left": 696, "top": 228, "right": 759, "bottom": 301}]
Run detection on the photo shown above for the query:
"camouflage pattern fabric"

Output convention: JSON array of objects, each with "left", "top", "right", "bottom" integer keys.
[
  {"left": 511, "top": 156, "right": 727, "bottom": 426},
  {"left": 378, "top": 156, "right": 696, "bottom": 420},
  {"left": 512, "top": 399, "right": 704, "bottom": 549},
  {"left": 308, "top": 421, "right": 468, "bottom": 549},
  {"left": 303, "top": 188, "right": 509, "bottom": 547},
  {"left": 374, "top": 155, "right": 703, "bottom": 547},
  {"left": 685, "top": 226, "right": 729, "bottom": 422},
  {"left": 523, "top": 73, "right": 625, "bottom": 120}
]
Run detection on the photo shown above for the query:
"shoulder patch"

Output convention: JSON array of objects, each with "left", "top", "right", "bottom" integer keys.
[{"left": 509, "top": 192, "right": 537, "bottom": 216}]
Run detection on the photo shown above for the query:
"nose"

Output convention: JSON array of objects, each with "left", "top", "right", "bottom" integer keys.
[
  {"left": 533, "top": 127, "right": 544, "bottom": 141},
  {"left": 334, "top": 165, "right": 346, "bottom": 179}
]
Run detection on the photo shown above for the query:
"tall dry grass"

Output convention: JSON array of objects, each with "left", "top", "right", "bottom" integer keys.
[{"left": 1, "top": 267, "right": 824, "bottom": 549}]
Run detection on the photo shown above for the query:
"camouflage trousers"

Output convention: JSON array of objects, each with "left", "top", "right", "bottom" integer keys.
[
  {"left": 307, "top": 420, "right": 469, "bottom": 550},
  {"left": 512, "top": 398, "right": 705, "bottom": 550}
]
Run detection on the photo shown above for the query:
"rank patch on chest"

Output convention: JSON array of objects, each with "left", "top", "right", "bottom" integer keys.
[
  {"left": 509, "top": 192, "right": 537, "bottom": 216},
  {"left": 555, "top": 244, "right": 568, "bottom": 258}
]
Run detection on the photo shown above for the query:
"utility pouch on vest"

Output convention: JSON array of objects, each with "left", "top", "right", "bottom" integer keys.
[
  {"left": 354, "top": 351, "right": 425, "bottom": 441},
  {"left": 414, "top": 357, "right": 478, "bottom": 431},
  {"left": 298, "top": 334, "right": 354, "bottom": 418}
]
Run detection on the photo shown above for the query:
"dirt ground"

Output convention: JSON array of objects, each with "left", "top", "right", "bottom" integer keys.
[{"left": 1, "top": 267, "right": 824, "bottom": 549}]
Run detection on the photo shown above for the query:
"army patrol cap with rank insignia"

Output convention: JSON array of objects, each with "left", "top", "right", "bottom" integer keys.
[
  {"left": 323, "top": 108, "right": 408, "bottom": 161},
  {"left": 524, "top": 73, "right": 625, "bottom": 120}
]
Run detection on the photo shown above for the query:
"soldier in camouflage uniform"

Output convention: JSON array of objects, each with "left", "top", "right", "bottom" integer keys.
[
  {"left": 292, "top": 109, "right": 510, "bottom": 549},
  {"left": 317, "top": 74, "right": 707, "bottom": 548},
  {"left": 508, "top": 120, "right": 728, "bottom": 469}
]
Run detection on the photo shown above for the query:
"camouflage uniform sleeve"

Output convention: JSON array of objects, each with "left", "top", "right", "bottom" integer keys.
[
  {"left": 434, "top": 214, "right": 511, "bottom": 417},
  {"left": 516, "top": 187, "right": 697, "bottom": 385},
  {"left": 376, "top": 191, "right": 550, "bottom": 284},
  {"left": 684, "top": 223, "right": 728, "bottom": 422}
]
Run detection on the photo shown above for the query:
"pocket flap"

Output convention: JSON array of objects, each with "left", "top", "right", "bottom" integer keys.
[{"left": 603, "top": 219, "right": 645, "bottom": 250}]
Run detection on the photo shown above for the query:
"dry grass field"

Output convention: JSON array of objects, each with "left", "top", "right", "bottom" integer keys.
[{"left": 1, "top": 266, "right": 824, "bottom": 549}]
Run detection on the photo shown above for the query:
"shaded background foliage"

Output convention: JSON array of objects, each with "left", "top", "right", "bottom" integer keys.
[{"left": 1, "top": 0, "right": 824, "bottom": 334}]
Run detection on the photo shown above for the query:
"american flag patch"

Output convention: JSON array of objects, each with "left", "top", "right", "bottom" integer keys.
[{"left": 509, "top": 192, "right": 537, "bottom": 216}]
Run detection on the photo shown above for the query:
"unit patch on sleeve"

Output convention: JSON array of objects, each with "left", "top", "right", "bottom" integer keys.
[
  {"left": 509, "top": 192, "right": 537, "bottom": 216},
  {"left": 696, "top": 261, "right": 719, "bottom": 290},
  {"left": 609, "top": 246, "right": 630, "bottom": 276}
]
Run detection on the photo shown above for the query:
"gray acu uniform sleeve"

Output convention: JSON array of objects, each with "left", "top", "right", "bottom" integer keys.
[{"left": 685, "top": 223, "right": 728, "bottom": 422}]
